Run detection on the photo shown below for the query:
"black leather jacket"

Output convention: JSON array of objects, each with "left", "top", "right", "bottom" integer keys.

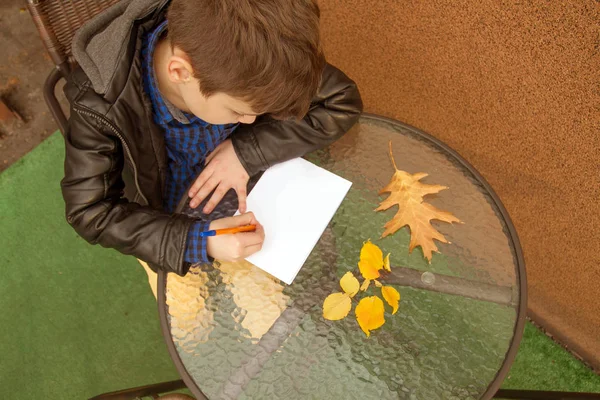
[{"left": 61, "top": 0, "right": 362, "bottom": 276}]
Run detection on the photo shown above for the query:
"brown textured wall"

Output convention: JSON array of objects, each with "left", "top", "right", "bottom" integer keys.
[{"left": 319, "top": 0, "right": 600, "bottom": 368}]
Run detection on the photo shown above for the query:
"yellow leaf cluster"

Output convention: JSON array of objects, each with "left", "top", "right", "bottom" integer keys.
[
  {"left": 322, "top": 272, "right": 359, "bottom": 321},
  {"left": 323, "top": 241, "right": 401, "bottom": 337},
  {"left": 376, "top": 141, "right": 461, "bottom": 262},
  {"left": 358, "top": 239, "right": 391, "bottom": 289},
  {"left": 381, "top": 286, "right": 400, "bottom": 314},
  {"left": 358, "top": 240, "right": 383, "bottom": 279},
  {"left": 322, "top": 292, "right": 352, "bottom": 321},
  {"left": 355, "top": 296, "right": 385, "bottom": 337},
  {"left": 340, "top": 271, "right": 360, "bottom": 297}
]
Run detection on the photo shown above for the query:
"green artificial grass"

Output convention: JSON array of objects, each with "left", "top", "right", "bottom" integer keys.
[
  {"left": 0, "top": 132, "right": 598, "bottom": 399},
  {"left": 503, "top": 322, "right": 600, "bottom": 392},
  {"left": 0, "top": 133, "right": 180, "bottom": 399}
]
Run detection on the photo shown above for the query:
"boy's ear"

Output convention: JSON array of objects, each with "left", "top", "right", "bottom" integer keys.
[{"left": 167, "top": 49, "right": 194, "bottom": 84}]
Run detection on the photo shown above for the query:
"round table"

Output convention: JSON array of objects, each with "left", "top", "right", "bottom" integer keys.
[{"left": 158, "top": 114, "right": 527, "bottom": 400}]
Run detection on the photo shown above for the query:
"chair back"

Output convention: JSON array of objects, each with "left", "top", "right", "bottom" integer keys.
[{"left": 27, "top": 0, "right": 121, "bottom": 73}]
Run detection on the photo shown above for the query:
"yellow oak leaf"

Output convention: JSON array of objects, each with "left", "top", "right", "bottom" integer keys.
[
  {"left": 340, "top": 272, "right": 360, "bottom": 297},
  {"left": 358, "top": 240, "right": 384, "bottom": 280},
  {"left": 374, "top": 280, "right": 383, "bottom": 288},
  {"left": 376, "top": 141, "right": 461, "bottom": 262},
  {"left": 323, "top": 292, "right": 352, "bottom": 321},
  {"left": 355, "top": 296, "right": 385, "bottom": 337},
  {"left": 381, "top": 286, "right": 401, "bottom": 314},
  {"left": 383, "top": 253, "right": 391, "bottom": 272},
  {"left": 360, "top": 279, "right": 371, "bottom": 291}
]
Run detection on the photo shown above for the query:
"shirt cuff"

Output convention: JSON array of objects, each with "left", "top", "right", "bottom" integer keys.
[{"left": 184, "top": 221, "right": 212, "bottom": 265}]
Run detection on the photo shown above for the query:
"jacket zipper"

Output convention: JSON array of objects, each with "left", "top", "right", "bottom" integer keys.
[{"left": 74, "top": 107, "right": 150, "bottom": 206}]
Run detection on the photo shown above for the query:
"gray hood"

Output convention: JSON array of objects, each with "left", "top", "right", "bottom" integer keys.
[{"left": 71, "top": 0, "right": 167, "bottom": 94}]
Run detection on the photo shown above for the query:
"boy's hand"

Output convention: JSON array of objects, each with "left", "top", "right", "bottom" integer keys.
[
  {"left": 189, "top": 139, "right": 250, "bottom": 214},
  {"left": 206, "top": 212, "right": 264, "bottom": 261}
]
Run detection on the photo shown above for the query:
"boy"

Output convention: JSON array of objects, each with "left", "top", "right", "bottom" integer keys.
[{"left": 62, "top": 0, "right": 362, "bottom": 287}]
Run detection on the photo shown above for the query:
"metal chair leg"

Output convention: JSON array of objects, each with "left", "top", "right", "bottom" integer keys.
[
  {"left": 88, "top": 379, "right": 189, "bottom": 400},
  {"left": 43, "top": 66, "right": 68, "bottom": 135}
]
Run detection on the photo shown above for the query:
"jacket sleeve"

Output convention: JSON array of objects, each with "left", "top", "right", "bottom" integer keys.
[
  {"left": 61, "top": 105, "right": 194, "bottom": 276},
  {"left": 231, "top": 63, "right": 363, "bottom": 176}
]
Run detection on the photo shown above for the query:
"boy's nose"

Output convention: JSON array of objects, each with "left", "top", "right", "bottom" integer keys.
[{"left": 239, "top": 115, "right": 256, "bottom": 124}]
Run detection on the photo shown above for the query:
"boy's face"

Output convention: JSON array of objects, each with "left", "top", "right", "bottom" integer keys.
[
  {"left": 163, "top": 45, "right": 259, "bottom": 125},
  {"left": 179, "top": 77, "right": 259, "bottom": 125}
]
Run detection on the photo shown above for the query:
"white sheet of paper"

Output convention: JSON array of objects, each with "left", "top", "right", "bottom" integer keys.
[{"left": 240, "top": 158, "right": 352, "bottom": 284}]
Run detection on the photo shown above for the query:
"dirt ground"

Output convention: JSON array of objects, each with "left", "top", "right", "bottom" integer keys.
[{"left": 0, "top": 0, "right": 67, "bottom": 173}]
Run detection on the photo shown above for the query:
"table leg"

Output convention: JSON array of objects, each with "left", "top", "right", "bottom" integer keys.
[
  {"left": 385, "top": 266, "right": 515, "bottom": 306},
  {"left": 217, "top": 307, "right": 306, "bottom": 399}
]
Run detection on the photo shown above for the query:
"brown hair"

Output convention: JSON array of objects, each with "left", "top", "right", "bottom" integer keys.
[{"left": 167, "top": 0, "right": 325, "bottom": 119}]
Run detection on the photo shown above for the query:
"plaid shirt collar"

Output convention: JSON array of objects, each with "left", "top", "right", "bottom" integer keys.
[{"left": 143, "top": 20, "right": 209, "bottom": 128}]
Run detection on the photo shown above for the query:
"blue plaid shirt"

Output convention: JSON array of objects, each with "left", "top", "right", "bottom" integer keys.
[{"left": 141, "top": 21, "right": 238, "bottom": 264}]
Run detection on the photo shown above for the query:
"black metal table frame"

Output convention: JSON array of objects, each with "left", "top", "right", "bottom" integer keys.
[{"left": 155, "top": 114, "right": 590, "bottom": 400}]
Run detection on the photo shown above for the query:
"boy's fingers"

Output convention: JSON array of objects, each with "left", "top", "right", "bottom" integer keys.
[
  {"left": 242, "top": 243, "right": 263, "bottom": 257},
  {"left": 189, "top": 169, "right": 212, "bottom": 198},
  {"left": 220, "top": 212, "right": 260, "bottom": 229},
  {"left": 253, "top": 221, "right": 264, "bottom": 238},
  {"left": 205, "top": 152, "right": 214, "bottom": 165},
  {"left": 215, "top": 213, "right": 254, "bottom": 229},
  {"left": 238, "top": 229, "right": 264, "bottom": 247},
  {"left": 232, "top": 212, "right": 256, "bottom": 227},
  {"left": 190, "top": 178, "right": 219, "bottom": 209},
  {"left": 203, "top": 184, "right": 229, "bottom": 213},
  {"left": 236, "top": 186, "right": 247, "bottom": 213},
  {"left": 205, "top": 147, "right": 220, "bottom": 164}
]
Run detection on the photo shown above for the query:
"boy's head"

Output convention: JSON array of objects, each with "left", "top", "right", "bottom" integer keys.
[{"left": 165, "top": 0, "right": 325, "bottom": 125}]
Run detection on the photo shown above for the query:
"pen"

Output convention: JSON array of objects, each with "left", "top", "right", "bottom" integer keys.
[{"left": 198, "top": 224, "right": 257, "bottom": 237}]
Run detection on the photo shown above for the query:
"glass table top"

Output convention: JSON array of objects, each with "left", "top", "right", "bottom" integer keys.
[{"left": 159, "top": 114, "right": 526, "bottom": 400}]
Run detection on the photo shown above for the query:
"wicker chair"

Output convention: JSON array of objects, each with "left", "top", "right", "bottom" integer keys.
[
  {"left": 26, "top": 0, "right": 122, "bottom": 134},
  {"left": 26, "top": 2, "right": 190, "bottom": 398}
]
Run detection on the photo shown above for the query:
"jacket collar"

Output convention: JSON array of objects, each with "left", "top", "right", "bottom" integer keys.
[{"left": 72, "top": 0, "right": 170, "bottom": 101}]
